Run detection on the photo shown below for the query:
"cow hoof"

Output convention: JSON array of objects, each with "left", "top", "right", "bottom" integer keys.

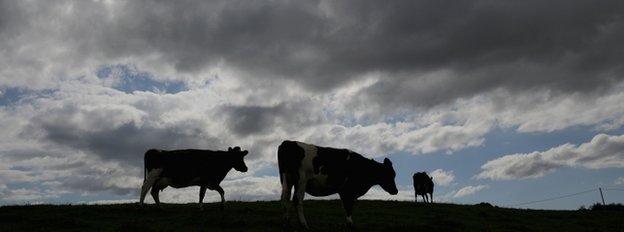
[
  {"left": 299, "top": 225, "right": 310, "bottom": 231},
  {"left": 345, "top": 223, "right": 355, "bottom": 232},
  {"left": 281, "top": 223, "right": 290, "bottom": 232}
]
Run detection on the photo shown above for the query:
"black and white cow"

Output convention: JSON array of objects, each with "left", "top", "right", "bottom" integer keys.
[
  {"left": 139, "top": 147, "right": 248, "bottom": 210},
  {"left": 278, "top": 140, "right": 398, "bottom": 229},
  {"left": 412, "top": 172, "right": 434, "bottom": 203}
]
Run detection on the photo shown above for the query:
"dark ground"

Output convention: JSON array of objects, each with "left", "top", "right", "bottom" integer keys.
[{"left": 1, "top": 200, "right": 623, "bottom": 231}]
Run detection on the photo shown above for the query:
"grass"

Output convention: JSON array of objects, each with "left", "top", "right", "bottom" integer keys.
[{"left": 1, "top": 200, "right": 623, "bottom": 231}]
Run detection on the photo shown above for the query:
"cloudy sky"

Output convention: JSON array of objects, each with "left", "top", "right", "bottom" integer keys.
[{"left": 1, "top": 0, "right": 623, "bottom": 209}]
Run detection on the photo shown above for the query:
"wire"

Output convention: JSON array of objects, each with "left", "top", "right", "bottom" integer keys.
[
  {"left": 510, "top": 188, "right": 598, "bottom": 207},
  {"left": 604, "top": 188, "right": 624, "bottom": 192}
]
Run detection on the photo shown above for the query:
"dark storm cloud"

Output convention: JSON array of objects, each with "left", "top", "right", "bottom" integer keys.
[
  {"left": 4, "top": 0, "right": 622, "bottom": 107},
  {"left": 104, "top": 0, "right": 624, "bottom": 103},
  {"left": 23, "top": 104, "right": 222, "bottom": 165},
  {"left": 222, "top": 102, "right": 323, "bottom": 137},
  {"left": 223, "top": 105, "right": 286, "bottom": 136}
]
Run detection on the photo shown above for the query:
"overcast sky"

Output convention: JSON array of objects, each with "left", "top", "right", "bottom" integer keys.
[{"left": 1, "top": 0, "right": 623, "bottom": 209}]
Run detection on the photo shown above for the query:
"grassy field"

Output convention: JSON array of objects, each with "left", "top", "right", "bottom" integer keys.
[{"left": 1, "top": 200, "right": 623, "bottom": 231}]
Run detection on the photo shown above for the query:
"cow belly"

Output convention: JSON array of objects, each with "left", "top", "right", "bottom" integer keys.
[
  {"left": 305, "top": 174, "right": 340, "bottom": 197},
  {"left": 156, "top": 177, "right": 202, "bottom": 188}
]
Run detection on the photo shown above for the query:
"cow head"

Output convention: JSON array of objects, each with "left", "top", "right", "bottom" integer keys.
[
  {"left": 379, "top": 158, "right": 398, "bottom": 195},
  {"left": 228, "top": 146, "right": 249, "bottom": 172}
]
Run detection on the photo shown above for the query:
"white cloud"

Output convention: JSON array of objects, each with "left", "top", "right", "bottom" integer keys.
[
  {"left": 490, "top": 88, "right": 624, "bottom": 133},
  {"left": 0, "top": 184, "right": 65, "bottom": 203},
  {"left": 453, "top": 185, "right": 489, "bottom": 198},
  {"left": 430, "top": 169, "right": 455, "bottom": 186},
  {"left": 3, "top": 74, "right": 624, "bottom": 203},
  {"left": 477, "top": 133, "right": 624, "bottom": 180},
  {"left": 84, "top": 199, "right": 137, "bottom": 205},
  {"left": 615, "top": 177, "right": 624, "bottom": 186},
  {"left": 1, "top": 0, "right": 624, "bottom": 204},
  {"left": 359, "top": 188, "right": 413, "bottom": 201}
]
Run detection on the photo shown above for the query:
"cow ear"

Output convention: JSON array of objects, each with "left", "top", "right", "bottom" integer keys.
[
  {"left": 383, "top": 158, "right": 392, "bottom": 166},
  {"left": 242, "top": 150, "right": 248, "bottom": 156}
]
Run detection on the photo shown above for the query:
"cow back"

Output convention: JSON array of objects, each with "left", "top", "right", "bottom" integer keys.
[
  {"left": 146, "top": 149, "right": 233, "bottom": 184},
  {"left": 413, "top": 172, "right": 434, "bottom": 194}
]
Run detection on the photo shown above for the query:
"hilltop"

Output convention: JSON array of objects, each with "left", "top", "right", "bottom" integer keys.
[{"left": 1, "top": 200, "right": 622, "bottom": 231}]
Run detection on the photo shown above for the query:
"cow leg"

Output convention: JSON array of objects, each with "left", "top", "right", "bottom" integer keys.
[
  {"left": 150, "top": 186, "right": 161, "bottom": 206},
  {"left": 199, "top": 186, "right": 207, "bottom": 211},
  {"left": 430, "top": 193, "right": 434, "bottom": 203},
  {"left": 293, "top": 178, "right": 309, "bottom": 229},
  {"left": 215, "top": 185, "right": 226, "bottom": 210},
  {"left": 422, "top": 195, "right": 427, "bottom": 203},
  {"left": 414, "top": 191, "right": 418, "bottom": 203},
  {"left": 140, "top": 169, "right": 163, "bottom": 205},
  {"left": 280, "top": 174, "right": 293, "bottom": 228},
  {"left": 340, "top": 194, "right": 356, "bottom": 229}
]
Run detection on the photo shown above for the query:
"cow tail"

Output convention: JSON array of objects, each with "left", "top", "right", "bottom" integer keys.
[
  {"left": 144, "top": 149, "right": 156, "bottom": 181},
  {"left": 143, "top": 150, "right": 148, "bottom": 181}
]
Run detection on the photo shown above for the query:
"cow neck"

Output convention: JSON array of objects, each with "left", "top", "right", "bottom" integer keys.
[
  {"left": 206, "top": 151, "right": 236, "bottom": 182},
  {"left": 348, "top": 155, "right": 384, "bottom": 186},
  {"left": 217, "top": 151, "right": 237, "bottom": 170}
]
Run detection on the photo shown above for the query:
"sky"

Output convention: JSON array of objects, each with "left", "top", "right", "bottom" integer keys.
[{"left": 1, "top": 0, "right": 623, "bottom": 210}]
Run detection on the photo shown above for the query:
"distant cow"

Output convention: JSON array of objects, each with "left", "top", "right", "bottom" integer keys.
[
  {"left": 139, "top": 147, "right": 248, "bottom": 210},
  {"left": 412, "top": 172, "right": 434, "bottom": 203},
  {"left": 278, "top": 140, "right": 398, "bottom": 229}
]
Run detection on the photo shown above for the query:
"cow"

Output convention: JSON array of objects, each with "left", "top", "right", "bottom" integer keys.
[
  {"left": 278, "top": 140, "right": 398, "bottom": 230},
  {"left": 139, "top": 146, "right": 248, "bottom": 210},
  {"left": 412, "top": 172, "right": 434, "bottom": 203}
]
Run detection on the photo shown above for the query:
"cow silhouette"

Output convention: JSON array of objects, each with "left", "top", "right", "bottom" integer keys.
[
  {"left": 413, "top": 172, "right": 434, "bottom": 203},
  {"left": 139, "top": 147, "right": 248, "bottom": 210},
  {"left": 278, "top": 140, "right": 398, "bottom": 230}
]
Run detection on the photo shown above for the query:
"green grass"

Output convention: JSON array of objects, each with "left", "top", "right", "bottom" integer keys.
[{"left": 1, "top": 200, "right": 623, "bottom": 231}]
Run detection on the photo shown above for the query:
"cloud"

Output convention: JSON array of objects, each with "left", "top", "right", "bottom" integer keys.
[
  {"left": 1, "top": 0, "right": 624, "bottom": 204},
  {"left": 2, "top": 68, "right": 624, "bottom": 203},
  {"left": 430, "top": 169, "right": 455, "bottom": 186},
  {"left": 453, "top": 185, "right": 489, "bottom": 198},
  {"left": 221, "top": 102, "right": 323, "bottom": 137},
  {"left": 614, "top": 177, "right": 624, "bottom": 186},
  {"left": 359, "top": 186, "right": 414, "bottom": 201},
  {"left": 477, "top": 133, "right": 624, "bottom": 180},
  {"left": 2, "top": 0, "right": 624, "bottom": 105},
  {"left": 0, "top": 184, "right": 66, "bottom": 202}
]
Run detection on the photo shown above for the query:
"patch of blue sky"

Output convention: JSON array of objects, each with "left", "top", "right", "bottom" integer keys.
[
  {"left": 386, "top": 125, "right": 624, "bottom": 209},
  {"left": 96, "top": 64, "right": 186, "bottom": 94},
  {"left": 0, "top": 87, "right": 57, "bottom": 107},
  {"left": 481, "top": 166, "right": 624, "bottom": 210},
  {"left": 251, "top": 165, "right": 278, "bottom": 177}
]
